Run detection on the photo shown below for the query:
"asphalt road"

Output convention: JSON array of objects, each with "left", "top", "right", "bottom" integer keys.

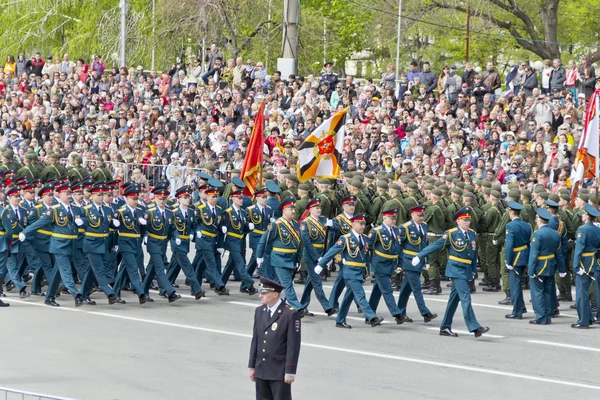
[{"left": 1, "top": 250, "right": 599, "bottom": 400}]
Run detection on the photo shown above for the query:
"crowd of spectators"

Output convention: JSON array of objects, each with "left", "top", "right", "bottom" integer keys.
[{"left": 1, "top": 47, "right": 599, "bottom": 194}]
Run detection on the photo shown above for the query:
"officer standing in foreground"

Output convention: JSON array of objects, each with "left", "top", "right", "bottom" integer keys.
[
  {"left": 412, "top": 207, "right": 490, "bottom": 338},
  {"left": 0, "top": 195, "right": 12, "bottom": 307},
  {"left": 249, "top": 277, "right": 301, "bottom": 400},
  {"left": 528, "top": 208, "right": 566, "bottom": 325},
  {"left": 570, "top": 204, "right": 600, "bottom": 328},
  {"left": 504, "top": 201, "right": 531, "bottom": 319}
]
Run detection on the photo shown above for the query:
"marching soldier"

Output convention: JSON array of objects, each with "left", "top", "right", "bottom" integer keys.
[
  {"left": 78, "top": 183, "right": 121, "bottom": 305},
  {"left": 193, "top": 186, "right": 230, "bottom": 296},
  {"left": 112, "top": 184, "right": 149, "bottom": 303},
  {"left": 299, "top": 198, "right": 337, "bottom": 317},
  {"left": 40, "top": 153, "right": 67, "bottom": 181},
  {"left": 528, "top": 208, "right": 566, "bottom": 325},
  {"left": 141, "top": 183, "right": 182, "bottom": 303},
  {"left": 248, "top": 277, "right": 301, "bottom": 400},
  {"left": 5, "top": 185, "right": 31, "bottom": 298},
  {"left": 412, "top": 207, "right": 490, "bottom": 338},
  {"left": 504, "top": 201, "right": 532, "bottom": 319},
  {"left": 221, "top": 190, "right": 257, "bottom": 294},
  {"left": 328, "top": 195, "right": 355, "bottom": 309},
  {"left": 570, "top": 204, "right": 600, "bottom": 328},
  {"left": 423, "top": 188, "right": 447, "bottom": 295},
  {"left": 397, "top": 206, "right": 438, "bottom": 323},
  {"left": 257, "top": 196, "right": 304, "bottom": 313},
  {"left": 265, "top": 180, "right": 282, "bottom": 219},
  {"left": 481, "top": 190, "right": 503, "bottom": 292},
  {"left": 317, "top": 214, "right": 384, "bottom": 328},
  {"left": 545, "top": 198, "right": 568, "bottom": 317},
  {"left": 16, "top": 153, "right": 39, "bottom": 181},
  {"left": 170, "top": 186, "right": 206, "bottom": 300},
  {"left": 0, "top": 187, "right": 14, "bottom": 306},
  {"left": 366, "top": 208, "right": 404, "bottom": 322},
  {"left": 246, "top": 188, "right": 275, "bottom": 280},
  {"left": 20, "top": 183, "right": 84, "bottom": 307}
]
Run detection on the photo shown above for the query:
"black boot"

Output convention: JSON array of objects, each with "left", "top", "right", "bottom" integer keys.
[
  {"left": 498, "top": 291, "right": 512, "bottom": 305},
  {"left": 478, "top": 274, "right": 491, "bottom": 286},
  {"left": 521, "top": 276, "right": 529, "bottom": 290},
  {"left": 483, "top": 278, "right": 501, "bottom": 292},
  {"left": 422, "top": 274, "right": 431, "bottom": 289},
  {"left": 440, "top": 269, "right": 450, "bottom": 281},
  {"left": 424, "top": 279, "right": 441, "bottom": 295},
  {"left": 294, "top": 271, "right": 307, "bottom": 285},
  {"left": 468, "top": 280, "right": 476, "bottom": 294}
]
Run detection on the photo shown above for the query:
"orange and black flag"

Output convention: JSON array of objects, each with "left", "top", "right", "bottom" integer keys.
[
  {"left": 297, "top": 107, "right": 348, "bottom": 182},
  {"left": 240, "top": 101, "right": 266, "bottom": 197}
]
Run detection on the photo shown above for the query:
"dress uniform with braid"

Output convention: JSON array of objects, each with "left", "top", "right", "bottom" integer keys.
[
  {"left": 246, "top": 187, "right": 275, "bottom": 280},
  {"left": 327, "top": 196, "right": 355, "bottom": 309},
  {"left": 504, "top": 201, "right": 532, "bottom": 319}
]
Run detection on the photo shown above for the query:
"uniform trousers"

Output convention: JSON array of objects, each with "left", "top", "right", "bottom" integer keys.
[
  {"left": 30, "top": 250, "right": 54, "bottom": 293},
  {"left": 255, "top": 378, "right": 292, "bottom": 400},
  {"left": 84, "top": 253, "right": 115, "bottom": 298},
  {"left": 397, "top": 270, "right": 431, "bottom": 317},
  {"left": 440, "top": 278, "right": 481, "bottom": 332},
  {"left": 368, "top": 270, "right": 401, "bottom": 316},
  {"left": 300, "top": 257, "right": 332, "bottom": 312},
  {"left": 275, "top": 267, "right": 303, "bottom": 310},
  {"left": 509, "top": 266, "right": 526, "bottom": 317},
  {"left": 143, "top": 252, "right": 176, "bottom": 296},
  {"left": 46, "top": 254, "right": 81, "bottom": 301},
  {"left": 113, "top": 251, "right": 145, "bottom": 297},
  {"left": 530, "top": 275, "right": 554, "bottom": 324},
  {"left": 336, "top": 276, "right": 377, "bottom": 324},
  {"left": 575, "top": 274, "right": 594, "bottom": 326}
]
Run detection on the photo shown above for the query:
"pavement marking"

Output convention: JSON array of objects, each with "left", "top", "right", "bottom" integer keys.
[
  {"left": 321, "top": 285, "right": 579, "bottom": 318},
  {"left": 426, "top": 327, "right": 505, "bottom": 338},
  {"left": 528, "top": 340, "right": 600, "bottom": 353},
  {"left": 227, "top": 301, "right": 391, "bottom": 324},
  {"left": 7, "top": 299, "right": 600, "bottom": 391}
]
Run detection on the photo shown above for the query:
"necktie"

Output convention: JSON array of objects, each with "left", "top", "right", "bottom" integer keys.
[
  {"left": 183, "top": 210, "right": 187, "bottom": 220},
  {"left": 419, "top": 224, "right": 424, "bottom": 238},
  {"left": 388, "top": 226, "right": 395, "bottom": 240},
  {"left": 359, "top": 235, "right": 364, "bottom": 248},
  {"left": 14, "top": 208, "right": 19, "bottom": 220},
  {"left": 67, "top": 206, "right": 73, "bottom": 218},
  {"left": 98, "top": 206, "right": 103, "bottom": 217},
  {"left": 162, "top": 210, "right": 166, "bottom": 220},
  {"left": 262, "top": 207, "right": 266, "bottom": 220}
]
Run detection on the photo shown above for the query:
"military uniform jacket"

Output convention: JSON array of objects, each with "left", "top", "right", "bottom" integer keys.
[
  {"left": 300, "top": 216, "right": 327, "bottom": 263},
  {"left": 71, "top": 202, "right": 86, "bottom": 250},
  {"left": 367, "top": 224, "right": 402, "bottom": 275},
  {"left": 504, "top": 218, "right": 532, "bottom": 267},
  {"left": 195, "top": 203, "right": 224, "bottom": 250},
  {"left": 0, "top": 206, "right": 13, "bottom": 252},
  {"left": 266, "top": 197, "right": 282, "bottom": 219},
  {"left": 145, "top": 206, "right": 179, "bottom": 254},
  {"left": 572, "top": 222, "right": 600, "bottom": 275},
  {"left": 527, "top": 225, "right": 566, "bottom": 277},
  {"left": 399, "top": 221, "right": 428, "bottom": 272},
  {"left": 248, "top": 204, "right": 274, "bottom": 248},
  {"left": 319, "top": 232, "right": 370, "bottom": 280},
  {"left": 417, "top": 228, "right": 478, "bottom": 281},
  {"left": 424, "top": 203, "right": 446, "bottom": 234},
  {"left": 170, "top": 205, "right": 197, "bottom": 253},
  {"left": 248, "top": 301, "right": 301, "bottom": 380},
  {"left": 328, "top": 213, "right": 352, "bottom": 244},
  {"left": 223, "top": 206, "right": 249, "bottom": 251},
  {"left": 257, "top": 217, "right": 301, "bottom": 268},
  {"left": 23, "top": 203, "right": 78, "bottom": 256},
  {"left": 27, "top": 202, "right": 54, "bottom": 252},
  {"left": 548, "top": 215, "right": 569, "bottom": 261},
  {"left": 81, "top": 202, "right": 115, "bottom": 254},
  {"left": 116, "top": 205, "right": 145, "bottom": 253},
  {"left": 6, "top": 205, "right": 25, "bottom": 253}
]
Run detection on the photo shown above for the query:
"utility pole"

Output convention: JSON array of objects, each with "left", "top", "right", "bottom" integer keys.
[
  {"left": 394, "top": 0, "right": 402, "bottom": 96},
  {"left": 120, "top": 0, "right": 127, "bottom": 67},
  {"left": 465, "top": 0, "right": 471, "bottom": 62},
  {"left": 280, "top": 0, "right": 299, "bottom": 76},
  {"left": 151, "top": 0, "right": 155, "bottom": 71}
]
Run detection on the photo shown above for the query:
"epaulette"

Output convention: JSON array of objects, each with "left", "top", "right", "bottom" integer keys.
[
  {"left": 34, "top": 204, "right": 43, "bottom": 209},
  {"left": 422, "top": 221, "right": 428, "bottom": 225},
  {"left": 52, "top": 204, "right": 61, "bottom": 209},
  {"left": 148, "top": 207, "right": 156, "bottom": 212},
  {"left": 265, "top": 205, "right": 272, "bottom": 209},
  {"left": 225, "top": 207, "right": 232, "bottom": 212},
  {"left": 216, "top": 205, "right": 222, "bottom": 209},
  {"left": 136, "top": 206, "right": 144, "bottom": 210},
  {"left": 248, "top": 205, "right": 255, "bottom": 210},
  {"left": 84, "top": 204, "right": 93, "bottom": 209},
  {"left": 402, "top": 222, "right": 411, "bottom": 227},
  {"left": 342, "top": 233, "right": 352, "bottom": 238},
  {"left": 199, "top": 204, "right": 207, "bottom": 209},
  {"left": 448, "top": 228, "right": 458, "bottom": 233},
  {"left": 468, "top": 228, "right": 476, "bottom": 233}
]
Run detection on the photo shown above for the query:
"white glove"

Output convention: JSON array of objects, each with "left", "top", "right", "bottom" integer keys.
[
  {"left": 411, "top": 256, "right": 421, "bottom": 267},
  {"left": 217, "top": 248, "right": 224, "bottom": 255},
  {"left": 424, "top": 263, "right": 430, "bottom": 271},
  {"left": 143, "top": 236, "right": 148, "bottom": 245},
  {"left": 576, "top": 269, "right": 584, "bottom": 276},
  {"left": 314, "top": 265, "right": 323, "bottom": 274},
  {"left": 506, "top": 264, "right": 513, "bottom": 270},
  {"left": 326, "top": 219, "right": 333, "bottom": 227},
  {"left": 342, "top": 258, "right": 346, "bottom": 265},
  {"left": 492, "top": 240, "right": 498, "bottom": 246},
  {"left": 270, "top": 217, "right": 275, "bottom": 222},
  {"left": 190, "top": 234, "right": 194, "bottom": 240},
  {"left": 559, "top": 272, "right": 567, "bottom": 278},
  {"left": 113, "top": 219, "right": 120, "bottom": 227},
  {"left": 221, "top": 226, "right": 228, "bottom": 234},
  {"left": 248, "top": 222, "right": 255, "bottom": 230},
  {"left": 257, "top": 257, "right": 264, "bottom": 266},
  {"left": 317, "top": 257, "right": 322, "bottom": 263},
  {"left": 114, "top": 245, "right": 118, "bottom": 252},
  {"left": 175, "top": 238, "right": 181, "bottom": 245},
  {"left": 75, "top": 218, "right": 83, "bottom": 226},
  {"left": 295, "top": 263, "right": 301, "bottom": 271},
  {"left": 196, "top": 231, "right": 202, "bottom": 238},
  {"left": 138, "top": 217, "right": 147, "bottom": 225},
  {"left": 18, "top": 232, "right": 26, "bottom": 242}
]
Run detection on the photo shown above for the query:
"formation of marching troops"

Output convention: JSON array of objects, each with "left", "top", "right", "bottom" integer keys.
[{"left": 0, "top": 158, "right": 599, "bottom": 331}]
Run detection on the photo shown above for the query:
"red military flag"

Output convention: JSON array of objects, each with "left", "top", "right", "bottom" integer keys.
[{"left": 240, "top": 101, "right": 266, "bottom": 197}]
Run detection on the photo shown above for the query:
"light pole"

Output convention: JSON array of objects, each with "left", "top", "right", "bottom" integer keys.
[
  {"left": 394, "top": 0, "right": 402, "bottom": 96},
  {"left": 120, "top": 0, "right": 127, "bottom": 68}
]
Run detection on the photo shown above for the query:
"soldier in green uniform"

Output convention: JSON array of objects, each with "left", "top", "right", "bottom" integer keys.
[
  {"left": 379, "top": 184, "right": 408, "bottom": 226},
  {"left": 280, "top": 174, "right": 299, "bottom": 200},
  {"left": 557, "top": 192, "right": 576, "bottom": 302},
  {"left": 481, "top": 190, "right": 503, "bottom": 292},
  {"left": 423, "top": 188, "right": 449, "bottom": 295},
  {"left": 0, "top": 149, "right": 22, "bottom": 173},
  {"left": 348, "top": 180, "right": 372, "bottom": 226},
  {"left": 67, "top": 156, "right": 89, "bottom": 182},
  {"left": 16, "top": 153, "right": 39, "bottom": 181},
  {"left": 370, "top": 181, "right": 389, "bottom": 228},
  {"left": 315, "top": 179, "right": 333, "bottom": 219},
  {"left": 293, "top": 184, "right": 311, "bottom": 219},
  {"left": 40, "top": 153, "right": 68, "bottom": 181}
]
